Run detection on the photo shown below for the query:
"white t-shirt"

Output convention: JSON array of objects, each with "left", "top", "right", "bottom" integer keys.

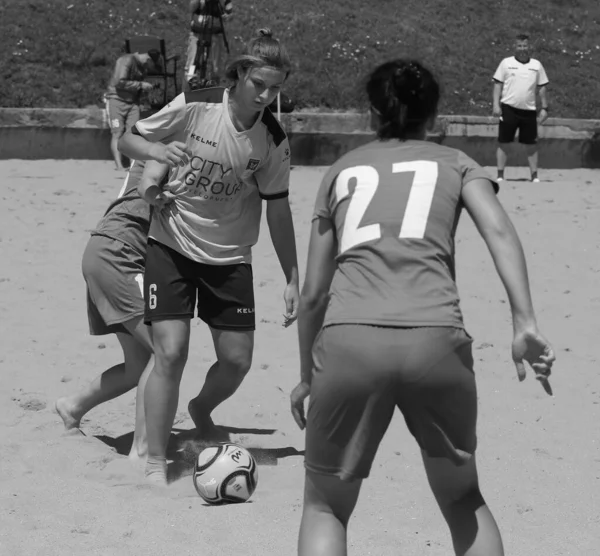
[
  {"left": 493, "top": 56, "right": 549, "bottom": 111},
  {"left": 133, "top": 88, "right": 291, "bottom": 265}
]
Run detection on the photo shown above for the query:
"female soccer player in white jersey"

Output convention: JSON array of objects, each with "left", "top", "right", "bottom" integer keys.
[
  {"left": 55, "top": 161, "right": 163, "bottom": 461},
  {"left": 290, "top": 59, "right": 556, "bottom": 556},
  {"left": 118, "top": 29, "right": 299, "bottom": 485}
]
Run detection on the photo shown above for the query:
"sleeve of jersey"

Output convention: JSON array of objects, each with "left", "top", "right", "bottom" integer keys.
[
  {"left": 132, "top": 93, "right": 187, "bottom": 140},
  {"left": 537, "top": 63, "right": 550, "bottom": 86},
  {"left": 311, "top": 170, "right": 335, "bottom": 222},
  {"left": 492, "top": 60, "right": 505, "bottom": 83},
  {"left": 254, "top": 137, "right": 291, "bottom": 200},
  {"left": 458, "top": 152, "right": 499, "bottom": 194}
]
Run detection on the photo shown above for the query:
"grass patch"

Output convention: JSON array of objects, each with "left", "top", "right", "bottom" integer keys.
[{"left": 1, "top": 0, "right": 600, "bottom": 116}]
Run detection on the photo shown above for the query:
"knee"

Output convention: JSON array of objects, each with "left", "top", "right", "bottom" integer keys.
[
  {"left": 219, "top": 349, "right": 252, "bottom": 376},
  {"left": 154, "top": 341, "right": 189, "bottom": 375},
  {"left": 436, "top": 484, "right": 485, "bottom": 513},
  {"left": 526, "top": 144, "right": 538, "bottom": 155}
]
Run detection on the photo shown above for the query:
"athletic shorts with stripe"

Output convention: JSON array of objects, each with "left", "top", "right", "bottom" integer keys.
[
  {"left": 143, "top": 238, "right": 255, "bottom": 331},
  {"left": 304, "top": 325, "right": 477, "bottom": 481},
  {"left": 82, "top": 235, "right": 146, "bottom": 336},
  {"left": 105, "top": 96, "right": 140, "bottom": 138}
]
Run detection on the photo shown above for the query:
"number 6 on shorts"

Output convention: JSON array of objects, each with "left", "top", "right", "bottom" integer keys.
[
  {"left": 148, "top": 283, "right": 158, "bottom": 310},
  {"left": 335, "top": 160, "right": 439, "bottom": 253}
]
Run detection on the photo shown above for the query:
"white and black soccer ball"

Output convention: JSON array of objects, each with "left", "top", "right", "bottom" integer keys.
[{"left": 192, "top": 443, "right": 258, "bottom": 504}]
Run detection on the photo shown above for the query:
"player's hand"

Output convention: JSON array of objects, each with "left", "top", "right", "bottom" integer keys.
[
  {"left": 537, "top": 108, "right": 549, "bottom": 125},
  {"left": 144, "top": 185, "right": 176, "bottom": 209},
  {"left": 290, "top": 381, "right": 310, "bottom": 430},
  {"left": 140, "top": 82, "right": 154, "bottom": 92},
  {"left": 152, "top": 190, "right": 177, "bottom": 210},
  {"left": 492, "top": 105, "right": 502, "bottom": 118},
  {"left": 282, "top": 281, "right": 299, "bottom": 327},
  {"left": 512, "top": 328, "right": 556, "bottom": 395},
  {"left": 149, "top": 141, "right": 191, "bottom": 167}
]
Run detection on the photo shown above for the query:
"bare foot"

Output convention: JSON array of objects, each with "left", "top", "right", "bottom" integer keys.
[
  {"left": 128, "top": 448, "right": 147, "bottom": 471},
  {"left": 188, "top": 400, "right": 230, "bottom": 442},
  {"left": 55, "top": 397, "right": 83, "bottom": 430},
  {"left": 145, "top": 457, "right": 168, "bottom": 487}
]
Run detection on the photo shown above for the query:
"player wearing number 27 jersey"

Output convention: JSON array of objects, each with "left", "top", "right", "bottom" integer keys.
[
  {"left": 314, "top": 140, "right": 493, "bottom": 329},
  {"left": 292, "top": 60, "right": 556, "bottom": 556}
]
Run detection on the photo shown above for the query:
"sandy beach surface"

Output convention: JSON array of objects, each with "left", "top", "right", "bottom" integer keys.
[{"left": 0, "top": 160, "right": 598, "bottom": 555}]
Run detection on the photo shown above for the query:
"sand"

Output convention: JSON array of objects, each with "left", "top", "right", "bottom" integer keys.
[{"left": 0, "top": 161, "right": 598, "bottom": 556}]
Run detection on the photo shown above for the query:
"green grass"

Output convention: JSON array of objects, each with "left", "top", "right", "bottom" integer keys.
[{"left": 2, "top": 0, "right": 600, "bottom": 116}]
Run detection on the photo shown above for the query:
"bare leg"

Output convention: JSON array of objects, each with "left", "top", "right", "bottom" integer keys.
[
  {"left": 422, "top": 452, "right": 504, "bottom": 556},
  {"left": 526, "top": 144, "right": 539, "bottom": 179},
  {"left": 121, "top": 318, "right": 154, "bottom": 463},
  {"left": 55, "top": 362, "right": 125, "bottom": 430},
  {"left": 298, "top": 471, "right": 362, "bottom": 556},
  {"left": 188, "top": 328, "right": 253, "bottom": 439},
  {"left": 184, "top": 32, "right": 198, "bottom": 87},
  {"left": 56, "top": 318, "right": 152, "bottom": 431},
  {"left": 496, "top": 144, "right": 508, "bottom": 178},
  {"left": 110, "top": 135, "right": 125, "bottom": 170},
  {"left": 144, "top": 318, "right": 191, "bottom": 485}
]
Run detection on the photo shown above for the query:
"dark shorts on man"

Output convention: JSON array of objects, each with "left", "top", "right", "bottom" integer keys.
[{"left": 498, "top": 103, "right": 538, "bottom": 145}]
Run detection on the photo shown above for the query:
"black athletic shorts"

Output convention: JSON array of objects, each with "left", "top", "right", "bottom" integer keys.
[
  {"left": 143, "top": 238, "right": 255, "bottom": 330},
  {"left": 498, "top": 103, "right": 538, "bottom": 145}
]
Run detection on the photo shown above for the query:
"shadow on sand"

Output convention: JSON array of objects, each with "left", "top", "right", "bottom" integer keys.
[{"left": 95, "top": 424, "right": 304, "bottom": 482}]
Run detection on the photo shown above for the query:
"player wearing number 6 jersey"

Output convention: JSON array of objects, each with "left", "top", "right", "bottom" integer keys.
[
  {"left": 55, "top": 160, "right": 157, "bottom": 463},
  {"left": 118, "top": 29, "right": 299, "bottom": 487},
  {"left": 290, "top": 59, "right": 556, "bottom": 556}
]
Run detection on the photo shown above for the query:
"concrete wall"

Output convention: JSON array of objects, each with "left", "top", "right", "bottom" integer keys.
[{"left": 2, "top": 107, "right": 600, "bottom": 168}]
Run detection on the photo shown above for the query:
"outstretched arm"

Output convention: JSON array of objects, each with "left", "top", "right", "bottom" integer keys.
[
  {"left": 266, "top": 197, "right": 299, "bottom": 325},
  {"left": 119, "top": 132, "right": 190, "bottom": 167},
  {"left": 492, "top": 81, "right": 503, "bottom": 116},
  {"left": 461, "top": 179, "right": 555, "bottom": 393},
  {"left": 538, "top": 86, "right": 549, "bottom": 124},
  {"left": 290, "top": 216, "right": 337, "bottom": 429}
]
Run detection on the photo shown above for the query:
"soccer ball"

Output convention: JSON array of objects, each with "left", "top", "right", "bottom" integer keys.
[{"left": 192, "top": 443, "right": 258, "bottom": 504}]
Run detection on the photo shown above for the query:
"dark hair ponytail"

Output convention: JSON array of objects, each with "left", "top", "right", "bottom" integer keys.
[{"left": 367, "top": 60, "right": 440, "bottom": 140}]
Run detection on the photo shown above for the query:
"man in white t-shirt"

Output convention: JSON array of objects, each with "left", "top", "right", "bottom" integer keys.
[{"left": 492, "top": 34, "right": 549, "bottom": 182}]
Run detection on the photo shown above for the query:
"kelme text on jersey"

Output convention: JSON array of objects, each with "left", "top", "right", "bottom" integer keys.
[{"left": 190, "top": 132, "right": 217, "bottom": 147}]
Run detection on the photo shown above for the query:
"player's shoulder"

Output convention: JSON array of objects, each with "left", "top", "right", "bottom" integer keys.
[
  {"left": 340, "top": 140, "right": 465, "bottom": 166},
  {"left": 426, "top": 142, "right": 472, "bottom": 161},
  {"left": 184, "top": 87, "right": 226, "bottom": 105},
  {"left": 317, "top": 140, "right": 384, "bottom": 190},
  {"left": 420, "top": 143, "right": 484, "bottom": 172},
  {"left": 329, "top": 140, "right": 382, "bottom": 170},
  {"left": 259, "top": 108, "right": 287, "bottom": 148}
]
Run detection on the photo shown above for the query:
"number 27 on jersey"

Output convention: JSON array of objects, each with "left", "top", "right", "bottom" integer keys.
[{"left": 335, "top": 160, "right": 439, "bottom": 253}]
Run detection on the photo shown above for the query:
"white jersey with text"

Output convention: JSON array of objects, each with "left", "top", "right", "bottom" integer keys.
[
  {"left": 133, "top": 87, "right": 291, "bottom": 265},
  {"left": 493, "top": 56, "right": 549, "bottom": 111}
]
